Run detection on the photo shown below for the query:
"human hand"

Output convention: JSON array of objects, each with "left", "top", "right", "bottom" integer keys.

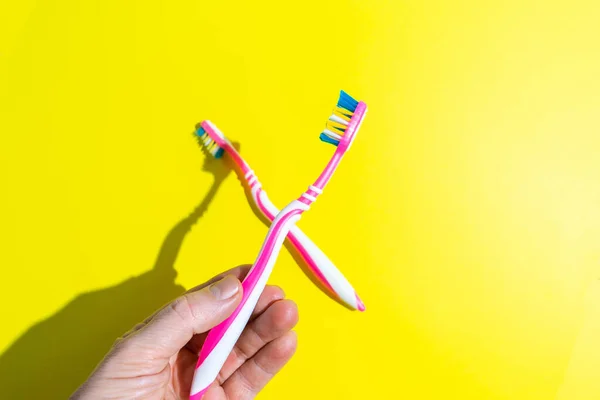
[{"left": 71, "top": 266, "right": 299, "bottom": 399}]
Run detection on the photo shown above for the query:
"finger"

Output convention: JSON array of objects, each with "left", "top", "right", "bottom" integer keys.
[
  {"left": 120, "top": 266, "right": 251, "bottom": 339},
  {"left": 216, "top": 299, "right": 298, "bottom": 384},
  {"left": 116, "top": 275, "right": 242, "bottom": 375},
  {"left": 186, "top": 265, "right": 251, "bottom": 293},
  {"left": 222, "top": 331, "right": 298, "bottom": 399},
  {"left": 248, "top": 286, "right": 285, "bottom": 322},
  {"left": 185, "top": 285, "right": 286, "bottom": 354},
  {"left": 198, "top": 384, "right": 227, "bottom": 400}
]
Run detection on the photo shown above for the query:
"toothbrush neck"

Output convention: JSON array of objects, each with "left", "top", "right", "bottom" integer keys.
[
  {"left": 312, "top": 146, "right": 346, "bottom": 191},
  {"left": 295, "top": 146, "right": 347, "bottom": 207},
  {"left": 223, "top": 141, "right": 251, "bottom": 174}
]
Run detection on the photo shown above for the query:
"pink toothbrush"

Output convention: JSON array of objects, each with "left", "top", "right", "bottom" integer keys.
[
  {"left": 191, "top": 90, "right": 367, "bottom": 399},
  {"left": 196, "top": 121, "right": 365, "bottom": 312}
]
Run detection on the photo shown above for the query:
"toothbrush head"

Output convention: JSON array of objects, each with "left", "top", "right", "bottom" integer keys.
[
  {"left": 319, "top": 90, "right": 367, "bottom": 149},
  {"left": 195, "top": 121, "right": 226, "bottom": 158}
]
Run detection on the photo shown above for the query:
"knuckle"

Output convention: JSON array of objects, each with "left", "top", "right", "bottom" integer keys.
[
  {"left": 238, "top": 366, "right": 259, "bottom": 395},
  {"left": 241, "top": 326, "right": 266, "bottom": 357},
  {"left": 251, "top": 356, "right": 273, "bottom": 377},
  {"left": 170, "top": 295, "right": 195, "bottom": 324}
]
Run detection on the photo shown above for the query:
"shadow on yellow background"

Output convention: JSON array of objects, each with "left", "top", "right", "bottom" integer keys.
[
  {"left": 0, "top": 138, "right": 346, "bottom": 399},
  {"left": 0, "top": 151, "right": 231, "bottom": 398}
]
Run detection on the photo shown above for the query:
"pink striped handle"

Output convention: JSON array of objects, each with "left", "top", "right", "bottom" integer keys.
[
  {"left": 191, "top": 101, "right": 367, "bottom": 398},
  {"left": 190, "top": 200, "right": 307, "bottom": 398},
  {"left": 200, "top": 121, "right": 365, "bottom": 311}
]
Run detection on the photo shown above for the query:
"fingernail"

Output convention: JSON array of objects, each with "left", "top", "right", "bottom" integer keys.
[{"left": 209, "top": 275, "right": 240, "bottom": 300}]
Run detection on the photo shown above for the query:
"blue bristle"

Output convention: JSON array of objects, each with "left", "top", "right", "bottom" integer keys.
[
  {"left": 214, "top": 147, "right": 225, "bottom": 158},
  {"left": 196, "top": 127, "right": 205, "bottom": 136},
  {"left": 337, "top": 90, "right": 358, "bottom": 112},
  {"left": 320, "top": 132, "right": 340, "bottom": 146}
]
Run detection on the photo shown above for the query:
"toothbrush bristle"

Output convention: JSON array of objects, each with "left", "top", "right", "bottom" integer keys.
[
  {"left": 195, "top": 127, "right": 224, "bottom": 158},
  {"left": 320, "top": 90, "right": 359, "bottom": 147},
  {"left": 337, "top": 90, "right": 359, "bottom": 112}
]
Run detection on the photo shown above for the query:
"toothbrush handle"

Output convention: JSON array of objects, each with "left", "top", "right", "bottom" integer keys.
[
  {"left": 190, "top": 204, "right": 304, "bottom": 400},
  {"left": 203, "top": 122, "right": 363, "bottom": 310},
  {"left": 224, "top": 138, "right": 364, "bottom": 311},
  {"left": 254, "top": 188, "right": 364, "bottom": 311},
  {"left": 287, "top": 226, "right": 364, "bottom": 310}
]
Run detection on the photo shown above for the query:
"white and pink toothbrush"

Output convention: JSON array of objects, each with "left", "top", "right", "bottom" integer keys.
[
  {"left": 196, "top": 120, "right": 365, "bottom": 312},
  {"left": 191, "top": 90, "right": 367, "bottom": 399}
]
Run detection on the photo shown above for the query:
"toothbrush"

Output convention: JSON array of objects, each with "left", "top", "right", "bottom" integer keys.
[
  {"left": 195, "top": 121, "right": 365, "bottom": 312},
  {"left": 190, "top": 90, "right": 367, "bottom": 399}
]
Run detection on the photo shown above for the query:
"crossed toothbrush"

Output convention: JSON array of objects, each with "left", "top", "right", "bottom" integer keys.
[{"left": 192, "top": 90, "right": 367, "bottom": 399}]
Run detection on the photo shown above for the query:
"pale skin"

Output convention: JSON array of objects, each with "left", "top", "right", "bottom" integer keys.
[{"left": 71, "top": 266, "right": 299, "bottom": 399}]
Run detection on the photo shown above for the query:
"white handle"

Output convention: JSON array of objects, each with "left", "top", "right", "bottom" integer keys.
[
  {"left": 255, "top": 189, "right": 363, "bottom": 310},
  {"left": 190, "top": 205, "right": 303, "bottom": 399},
  {"left": 288, "top": 226, "right": 362, "bottom": 310}
]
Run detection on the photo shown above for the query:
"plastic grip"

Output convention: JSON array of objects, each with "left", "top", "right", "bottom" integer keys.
[
  {"left": 190, "top": 209, "right": 302, "bottom": 399},
  {"left": 255, "top": 190, "right": 360, "bottom": 310}
]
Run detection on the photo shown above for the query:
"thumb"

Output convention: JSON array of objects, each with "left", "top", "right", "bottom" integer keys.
[{"left": 122, "top": 275, "right": 242, "bottom": 362}]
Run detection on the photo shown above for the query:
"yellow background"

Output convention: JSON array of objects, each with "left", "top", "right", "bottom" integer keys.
[{"left": 2, "top": 1, "right": 600, "bottom": 399}]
